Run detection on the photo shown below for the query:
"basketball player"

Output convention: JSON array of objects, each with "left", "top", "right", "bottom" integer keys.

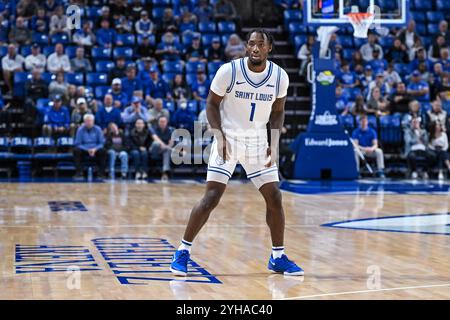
[{"left": 170, "top": 29, "right": 304, "bottom": 276}]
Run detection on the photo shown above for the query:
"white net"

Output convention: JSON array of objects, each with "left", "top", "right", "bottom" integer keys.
[{"left": 346, "top": 12, "right": 375, "bottom": 38}]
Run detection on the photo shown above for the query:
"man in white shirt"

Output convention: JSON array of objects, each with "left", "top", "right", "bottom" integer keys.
[
  {"left": 360, "top": 33, "right": 384, "bottom": 62},
  {"left": 47, "top": 43, "right": 71, "bottom": 74},
  {"left": 1, "top": 44, "right": 24, "bottom": 94},
  {"left": 25, "top": 43, "right": 46, "bottom": 71}
]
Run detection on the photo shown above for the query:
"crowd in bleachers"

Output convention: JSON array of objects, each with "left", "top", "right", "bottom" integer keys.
[
  {"left": 0, "top": 0, "right": 246, "bottom": 180},
  {"left": 279, "top": 0, "right": 450, "bottom": 179}
]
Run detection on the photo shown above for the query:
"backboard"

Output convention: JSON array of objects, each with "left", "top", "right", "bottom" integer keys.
[{"left": 304, "top": 0, "right": 409, "bottom": 27}]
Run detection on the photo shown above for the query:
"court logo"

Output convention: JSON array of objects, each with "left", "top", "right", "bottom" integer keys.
[
  {"left": 314, "top": 111, "right": 338, "bottom": 126},
  {"left": 48, "top": 201, "right": 88, "bottom": 212},
  {"left": 316, "top": 70, "right": 335, "bottom": 86}
]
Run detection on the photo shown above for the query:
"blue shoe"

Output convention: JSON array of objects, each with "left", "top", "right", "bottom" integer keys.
[
  {"left": 268, "top": 254, "right": 304, "bottom": 276},
  {"left": 170, "top": 250, "right": 190, "bottom": 276}
]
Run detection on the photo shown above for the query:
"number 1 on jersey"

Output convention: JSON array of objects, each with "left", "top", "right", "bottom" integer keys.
[{"left": 249, "top": 102, "right": 256, "bottom": 122}]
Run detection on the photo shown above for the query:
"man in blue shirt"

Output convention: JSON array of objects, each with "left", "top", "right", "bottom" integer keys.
[
  {"left": 42, "top": 95, "right": 70, "bottom": 137},
  {"left": 191, "top": 67, "right": 211, "bottom": 101},
  {"left": 121, "top": 64, "right": 143, "bottom": 102},
  {"left": 145, "top": 66, "right": 172, "bottom": 106},
  {"left": 352, "top": 114, "right": 385, "bottom": 177},
  {"left": 155, "top": 32, "right": 182, "bottom": 63},
  {"left": 121, "top": 96, "right": 149, "bottom": 131},
  {"left": 407, "top": 70, "right": 430, "bottom": 103},
  {"left": 171, "top": 100, "right": 196, "bottom": 132},
  {"left": 339, "top": 62, "right": 359, "bottom": 89},
  {"left": 95, "top": 19, "right": 116, "bottom": 48},
  {"left": 368, "top": 48, "right": 388, "bottom": 74},
  {"left": 108, "top": 78, "right": 128, "bottom": 109},
  {"left": 95, "top": 94, "right": 122, "bottom": 131},
  {"left": 73, "top": 114, "right": 107, "bottom": 179}
]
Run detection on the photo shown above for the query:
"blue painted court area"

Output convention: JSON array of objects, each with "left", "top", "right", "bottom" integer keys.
[{"left": 280, "top": 179, "right": 450, "bottom": 195}]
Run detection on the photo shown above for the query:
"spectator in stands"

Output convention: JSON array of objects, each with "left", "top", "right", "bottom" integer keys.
[
  {"left": 49, "top": 71, "right": 69, "bottom": 101},
  {"left": 338, "top": 61, "right": 359, "bottom": 89},
  {"left": 47, "top": 43, "right": 71, "bottom": 74},
  {"left": 130, "top": 118, "right": 152, "bottom": 179},
  {"left": 360, "top": 33, "right": 383, "bottom": 62},
  {"left": 426, "top": 99, "right": 447, "bottom": 129},
  {"left": 297, "top": 35, "right": 315, "bottom": 76},
  {"left": 214, "top": 0, "right": 237, "bottom": 21},
  {"left": 150, "top": 116, "right": 174, "bottom": 182},
  {"left": 110, "top": 0, "right": 128, "bottom": 19},
  {"left": 410, "top": 47, "right": 432, "bottom": 72},
  {"left": 135, "top": 10, "right": 155, "bottom": 38},
  {"left": 428, "top": 35, "right": 447, "bottom": 62},
  {"left": 159, "top": 8, "right": 178, "bottom": 34},
  {"left": 416, "top": 61, "right": 432, "bottom": 84},
  {"left": 172, "top": 99, "right": 196, "bottom": 132},
  {"left": 121, "top": 64, "right": 144, "bottom": 102},
  {"left": 105, "top": 122, "right": 129, "bottom": 179},
  {"left": 136, "top": 35, "right": 155, "bottom": 59},
  {"left": 384, "top": 62, "right": 402, "bottom": 88},
  {"left": 1, "top": 44, "right": 24, "bottom": 94},
  {"left": 385, "top": 38, "right": 409, "bottom": 64},
  {"left": 192, "top": 67, "right": 211, "bottom": 101},
  {"left": 76, "top": 85, "right": 97, "bottom": 112},
  {"left": 404, "top": 117, "right": 429, "bottom": 179},
  {"left": 115, "top": 15, "right": 134, "bottom": 34},
  {"left": 359, "top": 65, "right": 374, "bottom": 90},
  {"left": 368, "top": 47, "right": 388, "bottom": 74},
  {"left": 71, "top": 47, "right": 92, "bottom": 73},
  {"left": 110, "top": 56, "right": 127, "bottom": 82},
  {"left": 367, "top": 86, "right": 390, "bottom": 116},
  {"left": 436, "top": 72, "right": 450, "bottom": 107},
  {"left": 138, "top": 57, "right": 157, "bottom": 83},
  {"left": 73, "top": 114, "right": 107, "bottom": 179},
  {"left": 96, "top": 94, "right": 122, "bottom": 131},
  {"left": 67, "top": 85, "right": 78, "bottom": 110},
  {"left": 185, "top": 35, "right": 207, "bottom": 63},
  {"left": 0, "top": 14, "right": 10, "bottom": 44},
  {"left": 402, "top": 100, "right": 424, "bottom": 129},
  {"left": 24, "top": 68, "right": 48, "bottom": 105},
  {"left": 148, "top": 98, "right": 170, "bottom": 127},
  {"left": 407, "top": 70, "right": 430, "bottom": 103},
  {"left": 367, "top": 72, "right": 390, "bottom": 100},
  {"left": 434, "top": 20, "right": 449, "bottom": 46},
  {"left": 350, "top": 51, "right": 364, "bottom": 71},
  {"left": 225, "top": 33, "right": 245, "bottom": 60},
  {"left": 96, "top": 6, "right": 113, "bottom": 28},
  {"left": 96, "top": 19, "right": 116, "bottom": 48},
  {"left": 16, "top": 0, "right": 37, "bottom": 19},
  {"left": 397, "top": 19, "right": 421, "bottom": 58},
  {"left": 351, "top": 95, "right": 367, "bottom": 116},
  {"left": 179, "top": 11, "right": 198, "bottom": 30},
  {"left": 43, "top": 94, "right": 70, "bottom": 137},
  {"left": 171, "top": 74, "right": 191, "bottom": 101},
  {"left": 352, "top": 114, "right": 385, "bottom": 178},
  {"left": 122, "top": 96, "right": 149, "bottom": 127},
  {"left": 70, "top": 97, "right": 92, "bottom": 137},
  {"left": 388, "top": 82, "right": 411, "bottom": 114},
  {"left": 155, "top": 32, "right": 182, "bottom": 63},
  {"left": 128, "top": 0, "right": 145, "bottom": 21},
  {"left": 73, "top": 21, "right": 96, "bottom": 48},
  {"left": 436, "top": 48, "right": 450, "bottom": 72},
  {"left": 25, "top": 44, "right": 46, "bottom": 71},
  {"left": 206, "top": 37, "right": 225, "bottom": 62},
  {"left": 145, "top": 66, "right": 172, "bottom": 106},
  {"left": 49, "top": 5, "right": 69, "bottom": 36},
  {"left": 336, "top": 85, "right": 350, "bottom": 115},
  {"left": 173, "top": 0, "right": 195, "bottom": 15},
  {"left": 427, "top": 120, "right": 450, "bottom": 180},
  {"left": 108, "top": 78, "right": 128, "bottom": 109},
  {"left": 194, "top": 0, "right": 214, "bottom": 23},
  {"left": 9, "top": 16, "right": 31, "bottom": 45},
  {"left": 43, "top": 0, "right": 58, "bottom": 16}
]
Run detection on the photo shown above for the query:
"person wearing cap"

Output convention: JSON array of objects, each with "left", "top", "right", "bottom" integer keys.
[
  {"left": 43, "top": 94, "right": 70, "bottom": 137},
  {"left": 73, "top": 114, "right": 107, "bottom": 179},
  {"left": 25, "top": 68, "right": 49, "bottom": 105},
  {"left": 121, "top": 96, "right": 149, "bottom": 127},
  {"left": 70, "top": 47, "right": 92, "bottom": 73},
  {"left": 338, "top": 61, "right": 359, "bottom": 89},
  {"left": 121, "top": 65, "right": 144, "bottom": 101},
  {"left": 368, "top": 47, "right": 388, "bottom": 74},
  {"left": 359, "top": 32, "right": 383, "bottom": 62},
  {"left": 135, "top": 10, "right": 154, "bottom": 37},
  {"left": 96, "top": 94, "right": 123, "bottom": 131},
  {"left": 191, "top": 66, "right": 211, "bottom": 101},
  {"left": 108, "top": 78, "right": 128, "bottom": 109},
  {"left": 1, "top": 44, "right": 24, "bottom": 94},
  {"left": 25, "top": 44, "right": 46, "bottom": 71},
  {"left": 185, "top": 34, "right": 207, "bottom": 63},
  {"left": 138, "top": 57, "right": 156, "bottom": 83},
  {"left": 407, "top": 70, "right": 430, "bottom": 103},
  {"left": 145, "top": 67, "right": 172, "bottom": 106},
  {"left": 95, "top": 19, "right": 117, "bottom": 48},
  {"left": 47, "top": 43, "right": 71, "bottom": 74},
  {"left": 70, "top": 97, "right": 93, "bottom": 136},
  {"left": 109, "top": 56, "right": 127, "bottom": 81},
  {"left": 206, "top": 37, "right": 225, "bottom": 62},
  {"left": 95, "top": 5, "right": 113, "bottom": 29},
  {"left": 155, "top": 32, "right": 182, "bottom": 63},
  {"left": 359, "top": 65, "right": 374, "bottom": 90}
]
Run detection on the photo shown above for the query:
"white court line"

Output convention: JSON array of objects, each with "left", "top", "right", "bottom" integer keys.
[
  {"left": 0, "top": 224, "right": 319, "bottom": 228},
  {"left": 278, "top": 283, "right": 450, "bottom": 300}
]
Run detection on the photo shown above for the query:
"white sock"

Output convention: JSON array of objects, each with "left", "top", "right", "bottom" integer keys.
[
  {"left": 178, "top": 239, "right": 192, "bottom": 253},
  {"left": 272, "top": 246, "right": 285, "bottom": 259}
]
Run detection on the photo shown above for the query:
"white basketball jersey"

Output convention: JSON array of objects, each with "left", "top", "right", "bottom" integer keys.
[{"left": 210, "top": 57, "right": 289, "bottom": 142}]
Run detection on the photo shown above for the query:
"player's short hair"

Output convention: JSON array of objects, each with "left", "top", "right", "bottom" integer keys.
[{"left": 246, "top": 28, "right": 274, "bottom": 46}]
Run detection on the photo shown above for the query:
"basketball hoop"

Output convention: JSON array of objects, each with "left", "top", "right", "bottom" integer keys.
[{"left": 346, "top": 12, "right": 375, "bottom": 38}]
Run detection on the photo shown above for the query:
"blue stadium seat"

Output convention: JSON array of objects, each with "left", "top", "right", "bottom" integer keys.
[
  {"left": 207, "top": 61, "right": 223, "bottom": 74},
  {"left": 164, "top": 100, "right": 176, "bottom": 113},
  {"left": 10, "top": 137, "right": 33, "bottom": 158},
  {"left": 426, "top": 11, "right": 444, "bottom": 22},
  {"left": 379, "top": 36, "right": 394, "bottom": 49},
  {"left": 95, "top": 86, "right": 110, "bottom": 99},
  {"left": 65, "top": 46, "right": 78, "bottom": 58},
  {"left": 137, "top": 34, "right": 156, "bottom": 45},
  {"left": 113, "top": 47, "right": 134, "bottom": 59},
  {"left": 182, "top": 32, "right": 196, "bottom": 46},
  {"left": 43, "top": 46, "right": 54, "bottom": 56},
  {"left": 0, "top": 137, "right": 10, "bottom": 151},
  {"left": 217, "top": 21, "right": 236, "bottom": 34},
  {"left": 95, "top": 60, "right": 115, "bottom": 72},
  {"left": 427, "top": 24, "right": 440, "bottom": 35},
  {"left": 161, "top": 73, "right": 176, "bottom": 83},
  {"left": 180, "top": 23, "right": 197, "bottom": 33},
  {"left": 413, "top": 0, "right": 433, "bottom": 10},
  {"left": 20, "top": 45, "right": 32, "bottom": 57},
  {"left": 163, "top": 61, "right": 184, "bottom": 74},
  {"left": 0, "top": 45, "right": 7, "bottom": 56},
  {"left": 92, "top": 47, "right": 112, "bottom": 60},
  {"left": 342, "top": 49, "right": 353, "bottom": 61},
  {"left": 32, "top": 33, "right": 49, "bottom": 45},
  {"left": 57, "top": 137, "right": 74, "bottom": 148},
  {"left": 65, "top": 73, "right": 84, "bottom": 85},
  {"left": 340, "top": 36, "right": 354, "bottom": 48},
  {"left": 198, "top": 100, "right": 207, "bottom": 112},
  {"left": 85, "top": 7, "right": 102, "bottom": 18},
  {"left": 415, "top": 24, "right": 427, "bottom": 35},
  {"left": 50, "top": 33, "right": 70, "bottom": 45},
  {"left": 185, "top": 100, "right": 198, "bottom": 114},
  {"left": 36, "top": 98, "right": 51, "bottom": 110},
  {"left": 339, "top": 114, "right": 355, "bottom": 131},
  {"left": 198, "top": 21, "right": 217, "bottom": 33},
  {"left": 152, "top": 0, "right": 171, "bottom": 7},
  {"left": 41, "top": 72, "right": 54, "bottom": 83},
  {"left": 13, "top": 72, "right": 31, "bottom": 96},
  {"left": 186, "top": 73, "right": 197, "bottom": 85},
  {"left": 293, "top": 35, "right": 307, "bottom": 50},
  {"left": 33, "top": 137, "right": 56, "bottom": 159},
  {"left": 380, "top": 115, "right": 402, "bottom": 145},
  {"left": 284, "top": 9, "right": 302, "bottom": 23},
  {"left": 201, "top": 34, "right": 216, "bottom": 47},
  {"left": 221, "top": 34, "right": 230, "bottom": 46},
  {"left": 436, "top": 0, "right": 450, "bottom": 11},
  {"left": 116, "top": 34, "right": 136, "bottom": 46},
  {"left": 152, "top": 7, "right": 166, "bottom": 20},
  {"left": 86, "top": 73, "right": 109, "bottom": 86},
  {"left": 354, "top": 37, "right": 366, "bottom": 48},
  {"left": 411, "top": 11, "right": 426, "bottom": 22},
  {"left": 288, "top": 22, "right": 307, "bottom": 34},
  {"left": 186, "top": 61, "right": 206, "bottom": 74}
]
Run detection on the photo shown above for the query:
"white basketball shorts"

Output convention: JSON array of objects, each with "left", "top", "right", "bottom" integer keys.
[{"left": 206, "top": 137, "right": 279, "bottom": 189}]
